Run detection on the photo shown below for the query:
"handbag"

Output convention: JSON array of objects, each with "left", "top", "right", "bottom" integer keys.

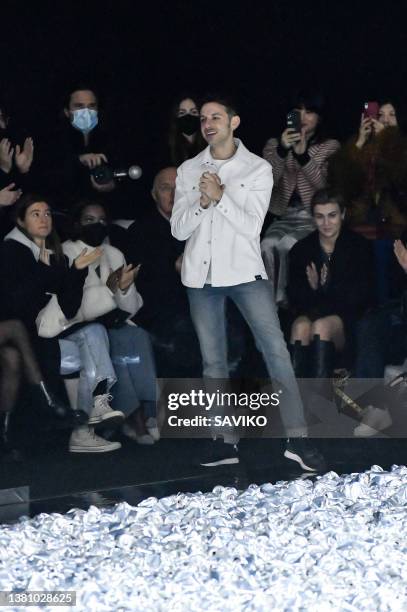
[{"left": 36, "top": 294, "right": 81, "bottom": 339}]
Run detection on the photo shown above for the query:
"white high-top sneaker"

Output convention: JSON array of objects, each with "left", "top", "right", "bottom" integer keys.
[
  {"left": 88, "top": 394, "right": 125, "bottom": 427},
  {"left": 69, "top": 426, "right": 121, "bottom": 453}
]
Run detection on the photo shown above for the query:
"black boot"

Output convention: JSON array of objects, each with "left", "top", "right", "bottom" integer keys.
[
  {"left": 309, "top": 336, "right": 336, "bottom": 400},
  {"left": 32, "top": 382, "right": 88, "bottom": 427},
  {"left": 289, "top": 341, "right": 311, "bottom": 378},
  {"left": 0, "top": 412, "right": 23, "bottom": 462}
]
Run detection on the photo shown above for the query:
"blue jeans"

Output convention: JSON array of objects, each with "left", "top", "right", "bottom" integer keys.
[
  {"left": 109, "top": 325, "right": 157, "bottom": 418},
  {"left": 187, "top": 280, "right": 307, "bottom": 436},
  {"left": 60, "top": 323, "right": 116, "bottom": 415}
]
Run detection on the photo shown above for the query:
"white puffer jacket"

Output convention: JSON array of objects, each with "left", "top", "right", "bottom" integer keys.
[{"left": 62, "top": 239, "right": 143, "bottom": 323}]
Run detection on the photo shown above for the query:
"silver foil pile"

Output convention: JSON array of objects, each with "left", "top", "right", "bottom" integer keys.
[{"left": 1, "top": 466, "right": 407, "bottom": 611}]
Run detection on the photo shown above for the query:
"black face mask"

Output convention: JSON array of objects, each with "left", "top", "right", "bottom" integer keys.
[
  {"left": 176, "top": 114, "right": 200, "bottom": 136},
  {"left": 80, "top": 223, "right": 109, "bottom": 247}
]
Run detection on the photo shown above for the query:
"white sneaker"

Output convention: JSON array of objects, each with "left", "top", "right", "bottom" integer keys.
[
  {"left": 145, "top": 417, "right": 160, "bottom": 441},
  {"left": 69, "top": 426, "right": 122, "bottom": 453},
  {"left": 88, "top": 394, "right": 125, "bottom": 427},
  {"left": 354, "top": 406, "right": 392, "bottom": 437},
  {"left": 121, "top": 423, "right": 155, "bottom": 445}
]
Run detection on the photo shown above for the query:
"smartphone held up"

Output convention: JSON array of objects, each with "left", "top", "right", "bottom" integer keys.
[
  {"left": 363, "top": 101, "right": 379, "bottom": 120},
  {"left": 286, "top": 110, "right": 302, "bottom": 133}
]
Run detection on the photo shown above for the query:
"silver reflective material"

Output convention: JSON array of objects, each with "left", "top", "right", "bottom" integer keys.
[{"left": 1, "top": 466, "right": 407, "bottom": 610}]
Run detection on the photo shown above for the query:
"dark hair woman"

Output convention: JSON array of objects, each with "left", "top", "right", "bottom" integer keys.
[
  {"left": 287, "top": 189, "right": 375, "bottom": 383},
  {"left": 63, "top": 199, "right": 159, "bottom": 444},
  {"left": 0, "top": 194, "right": 125, "bottom": 454},
  {"left": 261, "top": 90, "right": 340, "bottom": 305},
  {"left": 168, "top": 93, "right": 206, "bottom": 167},
  {"left": 328, "top": 97, "right": 407, "bottom": 240}
]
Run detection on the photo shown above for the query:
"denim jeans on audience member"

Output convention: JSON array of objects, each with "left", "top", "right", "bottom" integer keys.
[
  {"left": 108, "top": 325, "right": 156, "bottom": 419},
  {"left": 354, "top": 302, "right": 407, "bottom": 378},
  {"left": 60, "top": 323, "right": 116, "bottom": 415},
  {"left": 187, "top": 280, "right": 307, "bottom": 437}
]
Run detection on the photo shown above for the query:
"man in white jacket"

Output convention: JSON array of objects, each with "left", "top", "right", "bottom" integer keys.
[{"left": 171, "top": 95, "right": 326, "bottom": 472}]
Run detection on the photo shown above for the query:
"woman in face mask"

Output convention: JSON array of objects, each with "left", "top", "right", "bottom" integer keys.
[
  {"left": 63, "top": 200, "right": 159, "bottom": 444},
  {"left": 168, "top": 94, "right": 206, "bottom": 167}
]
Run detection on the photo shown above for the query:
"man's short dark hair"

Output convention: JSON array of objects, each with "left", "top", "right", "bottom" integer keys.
[
  {"left": 63, "top": 82, "right": 100, "bottom": 109},
  {"left": 311, "top": 189, "right": 345, "bottom": 214},
  {"left": 200, "top": 93, "right": 239, "bottom": 119}
]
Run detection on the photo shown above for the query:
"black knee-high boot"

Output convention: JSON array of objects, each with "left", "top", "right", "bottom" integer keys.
[
  {"left": 309, "top": 335, "right": 336, "bottom": 400},
  {"left": 289, "top": 341, "right": 311, "bottom": 378}
]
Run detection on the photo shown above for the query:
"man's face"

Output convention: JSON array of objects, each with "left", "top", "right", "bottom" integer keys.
[
  {"left": 64, "top": 90, "right": 98, "bottom": 120},
  {"left": 200, "top": 102, "right": 239, "bottom": 147},
  {"left": 313, "top": 202, "right": 344, "bottom": 241},
  {"left": 152, "top": 168, "right": 177, "bottom": 219}
]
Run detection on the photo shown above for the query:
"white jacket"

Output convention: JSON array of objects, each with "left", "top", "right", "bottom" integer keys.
[
  {"left": 62, "top": 240, "right": 143, "bottom": 322},
  {"left": 171, "top": 139, "right": 273, "bottom": 288}
]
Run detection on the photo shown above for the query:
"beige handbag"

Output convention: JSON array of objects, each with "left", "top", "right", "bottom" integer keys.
[{"left": 36, "top": 294, "right": 81, "bottom": 338}]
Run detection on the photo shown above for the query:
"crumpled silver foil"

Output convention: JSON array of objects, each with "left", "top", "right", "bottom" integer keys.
[{"left": 1, "top": 466, "right": 407, "bottom": 611}]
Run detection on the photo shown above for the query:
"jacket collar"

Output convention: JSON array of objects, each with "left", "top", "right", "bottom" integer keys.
[
  {"left": 200, "top": 138, "right": 250, "bottom": 167},
  {"left": 4, "top": 227, "right": 41, "bottom": 261}
]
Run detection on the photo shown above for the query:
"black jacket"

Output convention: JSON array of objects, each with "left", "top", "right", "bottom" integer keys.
[
  {"left": 127, "top": 206, "right": 187, "bottom": 329},
  {"left": 0, "top": 235, "right": 86, "bottom": 384},
  {"left": 287, "top": 228, "right": 375, "bottom": 329}
]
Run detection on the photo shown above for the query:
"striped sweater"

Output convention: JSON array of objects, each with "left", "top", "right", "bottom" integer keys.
[{"left": 263, "top": 137, "right": 340, "bottom": 216}]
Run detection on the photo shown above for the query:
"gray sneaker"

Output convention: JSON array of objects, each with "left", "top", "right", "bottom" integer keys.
[
  {"left": 354, "top": 406, "right": 392, "bottom": 437},
  {"left": 69, "top": 426, "right": 122, "bottom": 453},
  {"left": 88, "top": 394, "right": 125, "bottom": 427}
]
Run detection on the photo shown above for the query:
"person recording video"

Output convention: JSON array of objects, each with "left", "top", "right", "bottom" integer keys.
[
  {"left": 39, "top": 83, "right": 144, "bottom": 224},
  {"left": 261, "top": 90, "right": 340, "bottom": 306}
]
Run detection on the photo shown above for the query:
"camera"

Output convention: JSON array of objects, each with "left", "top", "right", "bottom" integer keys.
[{"left": 90, "top": 164, "right": 142, "bottom": 185}]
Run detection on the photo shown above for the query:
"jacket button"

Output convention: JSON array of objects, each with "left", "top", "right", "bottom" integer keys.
[{"left": 203, "top": 261, "right": 208, "bottom": 264}]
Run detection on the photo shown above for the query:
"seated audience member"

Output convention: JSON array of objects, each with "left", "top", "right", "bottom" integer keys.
[
  {"left": 287, "top": 190, "right": 375, "bottom": 382},
  {"left": 261, "top": 91, "right": 340, "bottom": 305},
  {"left": 0, "top": 100, "right": 33, "bottom": 235},
  {"left": 40, "top": 84, "right": 122, "bottom": 216},
  {"left": 63, "top": 200, "right": 159, "bottom": 444},
  {"left": 0, "top": 194, "right": 125, "bottom": 454},
  {"left": 328, "top": 98, "right": 407, "bottom": 239},
  {"left": 165, "top": 94, "right": 206, "bottom": 167},
  {"left": 0, "top": 319, "right": 77, "bottom": 460},
  {"left": 127, "top": 167, "right": 201, "bottom": 376},
  {"left": 352, "top": 233, "right": 407, "bottom": 435}
]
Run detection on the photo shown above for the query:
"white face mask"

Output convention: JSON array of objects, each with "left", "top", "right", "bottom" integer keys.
[{"left": 71, "top": 108, "right": 98, "bottom": 133}]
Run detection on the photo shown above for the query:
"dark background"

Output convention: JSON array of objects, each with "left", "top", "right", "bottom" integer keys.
[{"left": 1, "top": 0, "right": 406, "bottom": 190}]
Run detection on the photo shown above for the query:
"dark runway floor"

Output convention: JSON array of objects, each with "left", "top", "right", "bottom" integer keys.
[{"left": 1, "top": 433, "right": 407, "bottom": 524}]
